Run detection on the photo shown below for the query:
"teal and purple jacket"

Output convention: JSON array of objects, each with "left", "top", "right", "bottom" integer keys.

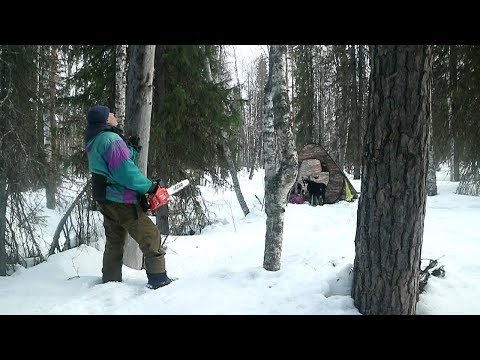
[{"left": 84, "top": 130, "right": 152, "bottom": 204}]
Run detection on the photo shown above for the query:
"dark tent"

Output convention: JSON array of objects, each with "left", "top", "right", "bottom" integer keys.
[{"left": 289, "top": 143, "right": 359, "bottom": 205}]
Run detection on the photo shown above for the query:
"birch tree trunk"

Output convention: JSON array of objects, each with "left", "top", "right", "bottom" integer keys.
[
  {"left": 123, "top": 45, "right": 156, "bottom": 270},
  {"left": 202, "top": 45, "right": 250, "bottom": 217},
  {"left": 263, "top": 45, "right": 298, "bottom": 271},
  {"left": 352, "top": 45, "right": 432, "bottom": 315},
  {"left": 115, "top": 45, "right": 127, "bottom": 127}
]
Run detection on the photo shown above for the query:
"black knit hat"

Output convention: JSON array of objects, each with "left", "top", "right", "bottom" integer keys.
[{"left": 87, "top": 105, "right": 110, "bottom": 124}]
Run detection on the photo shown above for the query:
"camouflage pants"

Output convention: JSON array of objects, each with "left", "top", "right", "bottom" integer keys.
[{"left": 98, "top": 202, "right": 166, "bottom": 282}]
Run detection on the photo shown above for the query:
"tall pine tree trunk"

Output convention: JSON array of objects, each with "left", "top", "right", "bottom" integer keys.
[
  {"left": 123, "top": 45, "right": 156, "bottom": 270},
  {"left": 427, "top": 133, "right": 437, "bottom": 195},
  {"left": 315, "top": 45, "right": 324, "bottom": 146},
  {"left": 354, "top": 45, "right": 364, "bottom": 180},
  {"left": 347, "top": 45, "right": 358, "bottom": 176},
  {"left": 45, "top": 46, "right": 58, "bottom": 210},
  {"left": 115, "top": 45, "right": 128, "bottom": 127},
  {"left": 427, "top": 78, "right": 437, "bottom": 196},
  {"left": 447, "top": 91, "right": 454, "bottom": 181},
  {"left": 307, "top": 46, "right": 315, "bottom": 145},
  {"left": 448, "top": 46, "right": 460, "bottom": 182},
  {"left": 352, "top": 45, "right": 432, "bottom": 315},
  {"left": 263, "top": 45, "right": 298, "bottom": 271},
  {"left": 246, "top": 72, "right": 254, "bottom": 173},
  {"left": 320, "top": 46, "right": 326, "bottom": 146},
  {"left": 333, "top": 45, "right": 350, "bottom": 168},
  {"left": 35, "top": 45, "right": 44, "bottom": 163},
  {"left": 153, "top": 45, "right": 170, "bottom": 235}
]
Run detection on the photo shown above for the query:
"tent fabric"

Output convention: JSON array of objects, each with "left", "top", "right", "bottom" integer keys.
[
  {"left": 293, "top": 143, "right": 359, "bottom": 204},
  {"left": 344, "top": 179, "right": 354, "bottom": 202}
]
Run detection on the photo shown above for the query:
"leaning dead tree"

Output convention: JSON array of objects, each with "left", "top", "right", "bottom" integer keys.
[{"left": 49, "top": 179, "right": 101, "bottom": 256}]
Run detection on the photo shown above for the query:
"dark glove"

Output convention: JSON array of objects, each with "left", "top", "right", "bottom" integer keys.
[
  {"left": 153, "top": 178, "right": 166, "bottom": 188},
  {"left": 127, "top": 135, "right": 142, "bottom": 152},
  {"left": 139, "top": 182, "right": 158, "bottom": 213},
  {"left": 139, "top": 194, "right": 150, "bottom": 212},
  {"left": 147, "top": 182, "right": 158, "bottom": 195}
]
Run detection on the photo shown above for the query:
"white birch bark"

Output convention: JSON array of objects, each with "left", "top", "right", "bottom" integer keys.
[
  {"left": 263, "top": 45, "right": 298, "bottom": 271},
  {"left": 115, "top": 45, "right": 127, "bottom": 127}
]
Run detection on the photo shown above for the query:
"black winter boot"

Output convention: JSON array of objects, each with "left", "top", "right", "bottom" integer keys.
[{"left": 147, "top": 272, "right": 174, "bottom": 289}]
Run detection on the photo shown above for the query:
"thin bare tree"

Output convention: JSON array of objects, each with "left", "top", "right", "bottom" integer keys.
[{"left": 45, "top": 46, "right": 58, "bottom": 210}]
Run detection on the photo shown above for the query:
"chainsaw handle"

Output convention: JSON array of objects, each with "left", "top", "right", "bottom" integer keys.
[{"left": 148, "top": 187, "right": 170, "bottom": 211}]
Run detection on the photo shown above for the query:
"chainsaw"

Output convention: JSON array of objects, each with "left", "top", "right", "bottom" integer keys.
[{"left": 148, "top": 179, "right": 190, "bottom": 211}]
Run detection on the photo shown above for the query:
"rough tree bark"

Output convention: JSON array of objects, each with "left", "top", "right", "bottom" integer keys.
[
  {"left": 352, "top": 45, "right": 432, "bottom": 315},
  {"left": 263, "top": 45, "right": 298, "bottom": 271},
  {"left": 153, "top": 46, "right": 170, "bottom": 235},
  {"left": 123, "top": 45, "right": 156, "bottom": 270}
]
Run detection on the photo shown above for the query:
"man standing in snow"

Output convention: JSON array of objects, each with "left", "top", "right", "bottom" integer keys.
[{"left": 84, "top": 105, "right": 173, "bottom": 289}]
